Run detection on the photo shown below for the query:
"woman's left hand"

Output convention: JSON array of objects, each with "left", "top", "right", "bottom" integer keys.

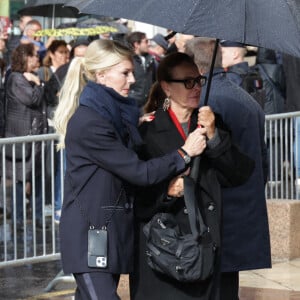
[
  {"left": 139, "top": 111, "right": 155, "bottom": 125},
  {"left": 167, "top": 176, "right": 184, "bottom": 198},
  {"left": 198, "top": 106, "right": 215, "bottom": 140}
]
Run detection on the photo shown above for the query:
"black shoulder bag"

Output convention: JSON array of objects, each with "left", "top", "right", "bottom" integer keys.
[{"left": 143, "top": 175, "right": 216, "bottom": 282}]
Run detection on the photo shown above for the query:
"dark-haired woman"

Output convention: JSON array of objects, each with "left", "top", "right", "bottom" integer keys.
[
  {"left": 130, "top": 52, "right": 254, "bottom": 300},
  {"left": 5, "top": 43, "right": 46, "bottom": 228}
]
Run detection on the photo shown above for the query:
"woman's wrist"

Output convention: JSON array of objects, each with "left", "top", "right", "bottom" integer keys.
[{"left": 177, "top": 147, "right": 191, "bottom": 164}]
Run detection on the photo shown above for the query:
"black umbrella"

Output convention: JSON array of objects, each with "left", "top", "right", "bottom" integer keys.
[
  {"left": 18, "top": 0, "right": 84, "bottom": 20},
  {"left": 67, "top": 0, "right": 300, "bottom": 58}
]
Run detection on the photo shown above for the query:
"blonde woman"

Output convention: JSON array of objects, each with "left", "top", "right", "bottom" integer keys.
[{"left": 54, "top": 39, "right": 208, "bottom": 300}]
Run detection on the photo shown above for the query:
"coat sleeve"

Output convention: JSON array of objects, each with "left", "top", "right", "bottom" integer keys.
[
  {"left": 66, "top": 112, "right": 187, "bottom": 187},
  {"left": 8, "top": 73, "right": 44, "bottom": 108},
  {"left": 204, "top": 128, "right": 255, "bottom": 187}
]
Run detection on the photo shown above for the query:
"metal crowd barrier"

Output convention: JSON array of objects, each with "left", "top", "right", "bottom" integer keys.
[
  {"left": 0, "top": 133, "right": 63, "bottom": 268},
  {"left": 265, "top": 111, "right": 300, "bottom": 200},
  {"left": 0, "top": 112, "right": 300, "bottom": 289}
]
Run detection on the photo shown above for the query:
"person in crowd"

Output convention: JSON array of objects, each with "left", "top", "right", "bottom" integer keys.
[
  {"left": 255, "top": 47, "right": 286, "bottom": 186},
  {"left": 44, "top": 39, "right": 89, "bottom": 224},
  {"left": 166, "top": 33, "right": 194, "bottom": 54},
  {"left": 5, "top": 43, "right": 47, "bottom": 229},
  {"left": 185, "top": 37, "right": 271, "bottom": 300},
  {"left": 21, "top": 19, "right": 54, "bottom": 62},
  {"left": 6, "top": 15, "right": 32, "bottom": 62},
  {"left": 282, "top": 54, "right": 300, "bottom": 190},
  {"left": 220, "top": 40, "right": 267, "bottom": 108},
  {"left": 164, "top": 29, "right": 177, "bottom": 54},
  {"left": 35, "top": 39, "right": 69, "bottom": 224},
  {"left": 37, "top": 39, "right": 69, "bottom": 84},
  {"left": 0, "top": 37, "right": 9, "bottom": 65},
  {"left": 220, "top": 40, "right": 249, "bottom": 83},
  {"left": 0, "top": 57, "right": 5, "bottom": 137},
  {"left": 148, "top": 33, "right": 168, "bottom": 64},
  {"left": 126, "top": 31, "right": 156, "bottom": 109},
  {"left": 53, "top": 39, "right": 207, "bottom": 300},
  {"left": 130, "top": 52, "right": 254, "bottom": 300}
]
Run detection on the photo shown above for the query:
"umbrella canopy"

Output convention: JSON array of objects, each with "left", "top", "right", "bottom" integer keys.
[
  {"left": 67, "top": 0, "right": 300, "bottom": 57},
  {"left": 18, "top": 0, "right": 84, "bottom": 19}
]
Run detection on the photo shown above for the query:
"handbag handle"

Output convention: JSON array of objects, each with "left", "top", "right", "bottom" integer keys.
[{"left": 183, "top": 176, "right": 208, "bottom": 238}]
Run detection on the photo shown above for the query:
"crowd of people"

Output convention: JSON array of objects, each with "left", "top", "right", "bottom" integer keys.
[{"left": 0, "top": 12, "right": 298, "bottom": 300}]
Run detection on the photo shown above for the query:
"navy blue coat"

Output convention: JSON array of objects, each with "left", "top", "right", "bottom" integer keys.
[
  {"left": 201, "top": 69, "right": 271, "bottom": 272},
  {"left": 60, "top": 83, "right": 187, "bottom": 275}
]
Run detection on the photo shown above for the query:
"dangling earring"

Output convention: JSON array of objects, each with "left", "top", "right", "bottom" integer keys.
[{"left": 163, "top": 97, "right": 170, "bottom": 111}]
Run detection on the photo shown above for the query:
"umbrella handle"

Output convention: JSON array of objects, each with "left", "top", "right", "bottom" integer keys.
[{"left": 203, "top": 39, "right": 220, "bottom": 106}]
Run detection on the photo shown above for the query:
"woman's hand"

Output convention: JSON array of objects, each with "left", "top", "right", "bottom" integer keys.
[
  {"left": 167, "top": 176, "right": 184, "bottom": 197},
  {"left": 23, "top": 72, "right": 41, "bottom": 86},
  {"left": 139, "top": 111, "right": 155, "bottom": 125},
  {"left": 198, "top": 106, "right": 215, "bottom": 140},
  {"left": 181, "top": 127, "right": 207, "bottom": 157}
]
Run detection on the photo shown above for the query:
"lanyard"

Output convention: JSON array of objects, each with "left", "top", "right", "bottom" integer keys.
[{"left": 168, "top": 108, "right": 190, "bottom": 141}]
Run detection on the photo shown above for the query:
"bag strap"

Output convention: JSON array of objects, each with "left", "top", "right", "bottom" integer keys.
[
  {"left": 77, "top": 187, "right": 124, "bottom": 229},
  {"left": 183, "top": 175, "right": 208, "bottom": 238},
  {"left": 72, "top": 167, "right": 124, "bottom": 228}
]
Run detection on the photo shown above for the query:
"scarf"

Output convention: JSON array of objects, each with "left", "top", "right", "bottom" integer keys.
[{"left": 79, "top": 81, "right": 142, "bottom": 147}]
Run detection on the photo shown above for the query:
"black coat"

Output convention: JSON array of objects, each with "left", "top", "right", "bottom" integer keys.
[
  {"left": 5, "top": 72, "right": 46, "bottom": 181},
  {"left": 129, "top": 54, "right": 156, "bottom": 108},
  {"left": 130, "top": 109, "right": 254, "bottom": 300},
  {"left": 282, "top": 53, "right": 300, "bottom": 112},
  {"left": 59, "top": 83, "right": 189, "bottom": 275},
  {"left": 200, "top": 69, "right": 271, "bottom": 272}
]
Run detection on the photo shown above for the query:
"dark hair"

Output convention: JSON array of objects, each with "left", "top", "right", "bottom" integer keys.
[
  {"left": 143, "top": 52, "right": 197, "bottom": 113},
  {"left": 126, "top": 31, "right": 146, "bottom": 48},
  {"left": 69, "top": 39, "right": 90, "bottom": 59},
  {"left": 143, "top": 81, "right": 165, "bottom": 113},
  {"left": 11, "top": 43, "right": 35, "bottom": 72},
  {"left": 43, "top": 40, "right": 68, "bottom": 67},
  {"left": 0, "top": 58, "right": 5, "bottom": 77},
  {"left": 157, "top": 52, "right": 197, "bottom": 82}
]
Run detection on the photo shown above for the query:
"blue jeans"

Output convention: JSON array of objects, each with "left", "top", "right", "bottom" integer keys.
[
  {"left": 12, "top": 177, "right": 43, "bottom": 223},
  {"left": 54, "top": 150, "right": 66, "bottom": 212}
]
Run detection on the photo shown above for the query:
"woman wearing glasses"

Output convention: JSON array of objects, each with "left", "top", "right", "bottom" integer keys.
[{"left": 130, "top": 52, "right": 254, "bottom": 300}]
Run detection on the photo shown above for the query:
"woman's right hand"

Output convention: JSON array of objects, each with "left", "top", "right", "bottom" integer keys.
[
  {"left": 181, "top": 127, "right": 207, "bottom": 157},
  {"left": 23, "top": 72, "right": 41, "bottom": 86}
]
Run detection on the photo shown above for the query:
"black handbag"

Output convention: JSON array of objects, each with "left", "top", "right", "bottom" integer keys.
[{"left": 143, "top": 175, "right": 217, "bottom": 282}]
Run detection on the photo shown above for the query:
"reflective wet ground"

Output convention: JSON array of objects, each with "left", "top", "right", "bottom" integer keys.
[{"left": 1, "top": 259, "right": 300, "bottom": 299}]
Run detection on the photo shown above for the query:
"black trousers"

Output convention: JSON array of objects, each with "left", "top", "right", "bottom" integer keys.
[
  {"left": 73, "top": 272, "right": 120, "bottom": 300},
  {"left": 220, "top": 271, "right": 239, "bottom": 300}
]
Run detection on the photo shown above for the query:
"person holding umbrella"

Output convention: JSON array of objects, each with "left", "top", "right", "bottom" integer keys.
[
  {"left": 185, "top": 37, "right": 271, "bottom": 300},
  {"left": 130, "top": 51, "right": 254, "bottom": 300},
  {"left": 53, "top": 39, "right": 208, "bottom": 300}
]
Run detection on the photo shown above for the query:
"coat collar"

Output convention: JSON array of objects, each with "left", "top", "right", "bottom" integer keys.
[{"left": 146, "top": 108, "right": 198, "bottom": 153}]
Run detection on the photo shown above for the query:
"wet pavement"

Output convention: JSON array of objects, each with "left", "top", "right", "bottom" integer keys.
[
  {"left": 0, "top": 258, "right": 130, "bottom": 300},
  {"left": 1, "top": 258, "right": 300, "bottom": 299}
]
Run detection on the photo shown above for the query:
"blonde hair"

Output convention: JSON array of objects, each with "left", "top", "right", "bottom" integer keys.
[{"left": 53, "top": 39, "right": 133, "bottom": 149}]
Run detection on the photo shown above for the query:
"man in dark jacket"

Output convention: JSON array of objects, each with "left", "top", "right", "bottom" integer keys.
[
  {"left": 185, "top": 37, "right": 271, "bottom": 300},
  {"left": 126, "top": 31, "right": 156, "bottom": 109},
  {"left": 282, "top": 54, "right": 300, "bottom": 187}
]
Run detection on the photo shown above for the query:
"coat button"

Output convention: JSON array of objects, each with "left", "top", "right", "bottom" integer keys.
[
  {"left": 208, "top": 202, "right": 215, "bottom": 211},
  {"left": 183, "top": 207, "right": 188, "bottom": 214},
  {"left": 125, "top": 203, "right": 130, "bottom": 209}
]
